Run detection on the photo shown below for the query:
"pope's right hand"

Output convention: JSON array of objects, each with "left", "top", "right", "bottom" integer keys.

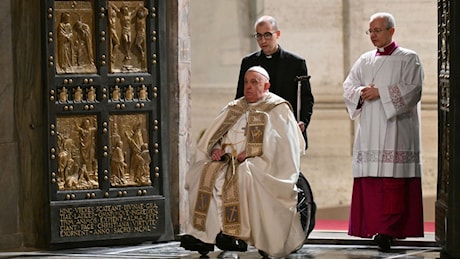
[{"left": 211, "top": 148, "right": 225, "bottom": 161}]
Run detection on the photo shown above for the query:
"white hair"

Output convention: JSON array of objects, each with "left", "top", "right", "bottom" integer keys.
[{"left": 370, "top": 12, "right": 396, "bottom": 28}]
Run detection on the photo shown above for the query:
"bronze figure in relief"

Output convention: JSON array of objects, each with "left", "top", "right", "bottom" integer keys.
[
  {"left": 108, "top": 1, "right": 148, "bottom": 73},
  {"left": 110, "top": 140, "right": 127, "bottom": 185},
  {"left": 73, "top": 86, "right": 83, "bottom": 102},
  {"left": 55, "top": 1, "right": 96, "bottom": 74},
  {"left": 132, "top": 5, "right": 149, "bottom": 68},
  {"left": 73, "top": 19, "right": 95, "bottom": 67},
  {"left": 139, "top": 85, "right": 148, "bottom": 100},
  {"left": 109, "top": 114, "right": 151, "bottom": 187},
  {"left": 75, "top": 118, "right": 98, "bottom": 174},
  {"left": 56, "top": 116, "right": 99, "bottom": 190},
  {"left": 57, "top": 12, "right": 74, "bottom": 73},
  {"left": 87, "top": 86, "right": 96, "bottom": 102},
  {"left": 125, "top": 85, "right": 134, "bottom": 100},
  {"left": 59, "top": 87, "right": 69, "bottom": 103}
]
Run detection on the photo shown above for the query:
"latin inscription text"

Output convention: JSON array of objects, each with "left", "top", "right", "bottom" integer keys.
[{"left": 59, "top": 203, "right": 159, "bottom": 237}]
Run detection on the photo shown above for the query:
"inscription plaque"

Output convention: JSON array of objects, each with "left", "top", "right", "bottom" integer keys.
[{"left": 50, "top": 196, "right": 165, "bottom": 243}]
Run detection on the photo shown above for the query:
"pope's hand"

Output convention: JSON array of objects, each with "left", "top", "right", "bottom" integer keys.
[
  {"left": 237, "top": 151, "right": 247, "bottom": 162},
  {"left": 211, "top": 148, "right": 225, "bottom": 161}
]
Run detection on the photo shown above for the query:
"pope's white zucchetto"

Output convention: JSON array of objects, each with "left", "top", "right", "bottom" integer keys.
[{"left": 247, "top": 66, "right": 270, "bottom": 80}]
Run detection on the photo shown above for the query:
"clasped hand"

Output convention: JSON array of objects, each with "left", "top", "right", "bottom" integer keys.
[
  {"left": 361, "top": 84, "right": 380, "bottom": 100},
  {"left": 211, "top": 148, "right": 247, "bottom": 162}
]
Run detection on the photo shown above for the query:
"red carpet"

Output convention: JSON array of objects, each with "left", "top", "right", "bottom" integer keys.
[{"left": 315, "top": 219, "right": 435, "bottom": 232}]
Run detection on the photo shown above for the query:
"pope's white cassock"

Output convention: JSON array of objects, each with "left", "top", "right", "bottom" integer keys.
[
  {"left": 343, "top": 42, "right": 424, "bottom": 238},
  {"left": 185, "top": 92, "right": 306, "bottom": 258}
]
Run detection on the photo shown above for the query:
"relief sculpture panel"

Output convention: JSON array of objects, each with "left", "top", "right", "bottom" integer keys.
[
  {"left": 55, "top": 1, "right": 97, "bottom": 74},
  {"left": 110, "top": 114, "right": 151, "bottom": 187},
  {"left": 56, "top": 115, "right": 99, "bottom": 190},
  {"left": 108, "top": 1, "right": 148, "bottom": 73}
]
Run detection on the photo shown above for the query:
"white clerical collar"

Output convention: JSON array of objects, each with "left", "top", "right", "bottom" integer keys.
[
  {"left": 263, "top": 47, "right": 280, "bottom": 59},
  {"left": 376, "top": 41, "right": 398, "bottom": 56}
]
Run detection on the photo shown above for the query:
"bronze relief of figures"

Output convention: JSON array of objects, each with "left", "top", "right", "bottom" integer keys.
[
  {"left": 109, "top": 114, "right": 151, "bottom": 187},
  {"left": 52, "top": 2, "right": 153, "bottom": 191},
  {"left": 54, "top": 1, "right": 149, "bottom": 74},
  {"left": 108, "top": 1, "right": 148, "bottom": 73},
  {"left": 73, "top": 19, "right": 94, "bottom": 66},
  {"left": 55, "top": 1, "right": 96, "bottom": 74},
  {"left": 57, "top": 12, "right": 74, "bottom": 73},
  {"left": 56, "top": 116, "right": 99, "bottom": 190}
]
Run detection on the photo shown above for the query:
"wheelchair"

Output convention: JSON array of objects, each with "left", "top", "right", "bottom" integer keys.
[
  {"left": 181, "top": 172, "right": 316, "bottom": 257},
  {"left": 297, "top": 171, "right": 317, "bottom": 237}
]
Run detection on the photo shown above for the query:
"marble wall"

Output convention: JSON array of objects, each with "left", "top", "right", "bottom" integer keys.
[
  {"left": 0, "top": 0, "right": 20, "bottom": 250},
  {"left": 1, "top": 0, "right": 49, "bottom": 250},
  {"left": 190, "top": 0, "right": 438, "bottom": 97}
]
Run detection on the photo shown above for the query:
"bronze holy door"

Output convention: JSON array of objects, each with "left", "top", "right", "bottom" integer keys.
[
  {"left": 437, "top": 0, "right": 460, "bottom": 257},
  {"left": 42, "top": 0, "right": 173, "bottom": 247}
]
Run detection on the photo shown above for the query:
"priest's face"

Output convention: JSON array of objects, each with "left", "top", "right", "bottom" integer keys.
[
  {"left": 255, "top": 22, "right": 280, "bottom": 56},
  {"left": 368, "top": 17, "right": 395, "bottom": 48},
  {"left": 244, "top": 71, "right": 270, "bottom": 103}
]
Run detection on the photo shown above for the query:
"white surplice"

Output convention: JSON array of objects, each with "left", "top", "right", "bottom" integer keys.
[
  {"left": 185, "top": 93, "right": 306, "bottom": 258},
  {"left": 343, "top": 47, "right": 424, "bottom": 178}
]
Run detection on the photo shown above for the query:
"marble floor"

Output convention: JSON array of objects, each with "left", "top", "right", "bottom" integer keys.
[{"left": 0, "top": 231, "right": 441, "bottom": 259}]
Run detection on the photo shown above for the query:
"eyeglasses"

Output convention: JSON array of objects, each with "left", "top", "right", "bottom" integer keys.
[
  {"left": 253, "top": 31, "right": 277, "bottom": 40},
  {"left": 365, "top": 28, "right": 391, "bottom": 35}
]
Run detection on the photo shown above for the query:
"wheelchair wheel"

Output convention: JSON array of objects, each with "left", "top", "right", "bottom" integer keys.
[
  {"left": 296, "top": 172, "right": 316, "bottom": 237},
  {"left": 198, "top": 250, "right": 209, "bottom": 256}
]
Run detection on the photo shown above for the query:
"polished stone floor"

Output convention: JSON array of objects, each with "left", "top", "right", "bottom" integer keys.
[{"left": 0, "top": 231, "right": 441, "bottom": 259}]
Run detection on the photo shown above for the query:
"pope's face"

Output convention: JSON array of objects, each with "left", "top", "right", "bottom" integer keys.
[
  {"left": 368, "top": 17, "right": 395, "bottom": 48},
  {"left": 244, "top": 71, "right": 270, "bottom": 103}
]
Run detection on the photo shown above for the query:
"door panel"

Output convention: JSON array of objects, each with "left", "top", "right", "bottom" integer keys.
[{"left": 437, "top": 0, "right": 460, "bottom": 257}]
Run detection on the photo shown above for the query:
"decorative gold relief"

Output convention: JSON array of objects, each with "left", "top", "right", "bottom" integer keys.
[
  {"left": 56, "top": 85, "right": 98, "bottom": 103},
  {"left": 125, "top": 85, "right": 134, "bottom": 100},
  {"left": 55, "top": 1, "right": 97, "bottom": 74},
  {"left": 111, "top": 85, "right": 121, "bottom": 100},
  {"left": 59, "top": 87, "right": 69, "bottom": 102},
  {"left": 73, "top": 86, "right": 83, "bottom": 102},
  {"left": 439, "top": 0, "right": 450, "bottom": 76},
  {"left": 56, "top": 115, "right": 99, "bottom": 190},
  {"left": 109, "top": 114, "right": 151, "bottom": 187},
  {"left": 110, "top": 84, "right": 148, "bottom": 101},
  {"left": 139, "top": 85, "right": 148, "bottom": 100},
  {"left": 108, "top": 1, "right": 148, "bottom": 73},
  {"left": 87, "top": 86, "right": 97, "bottom": 101}
]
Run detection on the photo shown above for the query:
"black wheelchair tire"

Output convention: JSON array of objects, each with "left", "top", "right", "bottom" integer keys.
[
  {"left": 297, "top": 172, "right": 316, "bottom": 237},
  {"left": 198, "top": 250, "right": 209, "bottom": 256}
]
